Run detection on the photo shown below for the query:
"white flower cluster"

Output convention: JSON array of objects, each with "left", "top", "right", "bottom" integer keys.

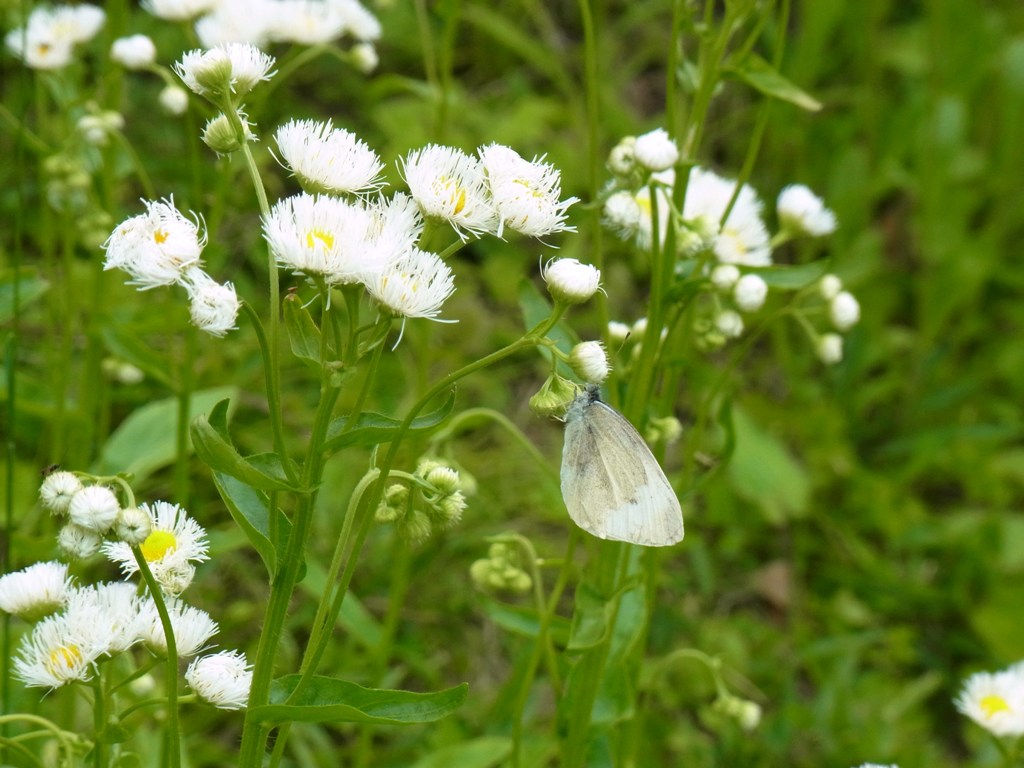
[
  {"left": 141, "top": 0, "right": 380, "bottom": 67},
  {"left": 0, "top": 472, "right": 252, "bottom": 708},
  {"left": 956, "top": 662, "right": 1024, "bottom": 736},
  {"left": 103, "top": 197, "right": 240, "bottom": 337},
  {"left": 4, "top": 4, "right": 105, "bottom": 70},
  {"left": 810, "top": 274, "right": 860, "bottom": 365}
]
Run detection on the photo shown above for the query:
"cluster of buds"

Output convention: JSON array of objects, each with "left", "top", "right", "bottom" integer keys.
[
  {"left": 469, "top": 542, "right": 532, "bottom": 593},
  {"left": 375, "top": 460, "right": 469, "bottom": 542}
]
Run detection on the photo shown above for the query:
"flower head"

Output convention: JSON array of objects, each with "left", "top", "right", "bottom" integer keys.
[
  {"left": 5, "top": 5, "right": 105, "bottom": 70},
  {"left": 186, "top": 650, "right": 253, "bottom": 709},
  {"left": 39, "top": 471, "right": 83, "bottom": 515},
  {"left": 478, "top": 143, "right": 577, "bottom": 238},
  {"left": 777, "top": 184, "right": 837, "bottom": 237},
  {"left": 103, "top": 198, "right": 206, "bottom": 290},
  {"left": 956, "top": 668, "right": 1024, "bottom": 736},
  {"left": 275, "top": 119, "right": 383, "bottom": 195},
  {"left": 543, "top": 258, "right": 601, "bottom": 305},
  {"left": 175, "top": 43, "right": 276, "bottom": 101},
  {"left": 111, "top": 34, "right": 157, "bottom": 69},
  {"left": 569, "top": 341, "right": 610, "bottom": 384},
  {"left": 402, "top": 145, "right": 497, "bottom": 238},
  {"left": 102, "top": 501, "right": 209, "bottom": 595},
  {"left": 139, "top": 598, "right": 218, "bottom": 657},
  {"left": 183, "top": 268, "right": 240, "bottom": 337},
  {"left": 0, "top": 561, "right": 74, "bottom": 620},
  {"left": 13, "top": 611, "right": 104, "bottom": 688},
  {"left": 366, "top": 248, "right": 455, "bottom": 322},
  {"left": 142, "top": 0, "right": 218, "bottom": 21},
  {"left": 684, "top": 167, "right": 771, "bottom": 266},
  {"left": 64, "top": 583, "right": 142, "bottom": 655}
]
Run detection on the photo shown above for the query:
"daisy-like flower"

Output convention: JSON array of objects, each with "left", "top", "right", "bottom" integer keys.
[
  {"left": 0, "top": 561, "right": 74, "bottom": 620},
  {"left": 602, "top": 190, "right": 643, "bottom": 241},
  {"left": 194, "top": 0, "right": 277, "bottom": 48},
  {"left": 64, "top": 583, "right": 142, "bottom": 655},
  {"left": 175, "top": 43, "right": 276, "bottom": 102},
  {"left": 39, "top": 470, "right": 83, "bottom": 515},
  {"left": 956, "top": 668, "right": 1024, "bottom": 736},
  {"left": 777, "top": 184, "right": 837, "bottom": 237},
  {"left": 103, "top": 198, "right": 206, "bottom": 290},
  {"left": 478, "top": 143, "right": 578, "bottom": 238},
  {"left": 142, "top": 0, "right": 218, "bottom": 21},
  {"left": 542, "top": 258, "right": 601, "bottom": 305},
  {"left": 68, "top": 486, "right": 120, "bottom": 533},
  {"left": 366, "top": 248, "right": 455, "bottom": 321},
  {"left": 275, "top": 119, "right": 383, "bottom": 195},
  {"left": 139, "top": 598, "right": 218, "bottom": 657},
  {"left": 186, "top": 650, "right": 253, "bottom": 709},
  {"left": 110, "top": 34, "right": 157, "bottom": 69},
  {"left": 183, "top": 268, "right": 240, "bottom": 337},
  {"left": 14, "top": 611, "right": 105, "bottom": 688},
  {"left": 631, "top": 175, "right": 674, "bottom": 250},
  {"left": 264, "top": 193, "right": 389, "bottom": 286},
  {"left": 684, "top": 167, "right": 772, "bottom": 266},
  {"left": 633, "top": 128, "right": 679, "bottom": 172},
  {"left": 102, "top": 501, "right": 209, "bottom": 595},
  {"left": 401, "top": 145, "right": 498, "bottom": 239},
  {"left": 569, "top": 341, "right": 610, "bottom": 384},
  {"left": 5, "top": 4, "right": 105, "bottom": 70}
]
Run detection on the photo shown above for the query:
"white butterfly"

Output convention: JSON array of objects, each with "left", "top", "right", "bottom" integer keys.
[{"left": 561, "top": 386, "right": 684, "bottom": 547}]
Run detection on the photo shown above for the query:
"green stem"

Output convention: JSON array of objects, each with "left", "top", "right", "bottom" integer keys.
[{"left": 91, "top": 673, "right": 106, "bottom": 768}]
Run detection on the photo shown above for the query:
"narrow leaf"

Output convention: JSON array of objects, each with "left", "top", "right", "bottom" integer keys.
[
  {"left": 254, "top": 676, "right": 468, "bottom": 726},
  {"left": 211, "top": 472, "right": 291, "bottom": 576},
  {"left": 283, "top": 294, "right": 323, "bottom": 367},
  {"left": 190, "top": 400, "right": 297, "bottom": 491},
  {"left": 323, "top": 390, "right": 456, "bottom": 452},
  {"left": 726, "top": 53, "right": 822, "bottom": 111},
  {"left": 411, "top": 736, "right": 514, "bottom": 768},
  {"left": 479, "top": 596, "right": 570, "bottom": 645},
  {"left": 748, "top": 260, "right": 830, "bottom": 289}
]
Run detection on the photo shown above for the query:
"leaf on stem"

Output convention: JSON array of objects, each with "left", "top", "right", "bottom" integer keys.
[
  {"left": 284, "top": 293, "right": 323, "bottom": 367},
  {"left": 747, "top": 259, "right": 830, "bottom": 289},
  {"left": 725, "top": 53, "right": 822, "bottom": 112},
  {"left": 322, "top": 390, "right": 457, "bottom": 452},
  {"left": 211, "top": 471, "right": 290, "bottom": 576}
]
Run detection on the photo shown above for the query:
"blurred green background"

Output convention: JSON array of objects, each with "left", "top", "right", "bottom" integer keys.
[{"left": 3, "top": 0, "right": 1024, "bottom": 765}]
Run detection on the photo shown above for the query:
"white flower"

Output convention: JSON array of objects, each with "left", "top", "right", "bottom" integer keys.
[
  {"left": 478, "top": 143, "right": 577, "bottom": 238},
  {"left": 710, "top": 264, "right": 740, "bottom": 291},
  {"left": 853, "top": 764, "right": 899, "bottom": 768},
  {"left": 715, "top": 310, "right": 744, "bottom": 339},
  {"left": 194, "top": 0, "right": 277, "bottom": 47},
  {"left": 817, "top": 333, "right": 843, "bottom": 365},
  {"left": 13, "top": 612, "right": 104, "bottom": 688},
  {"left": 819, "top": 273, "right": 843, "bottom": 300},
  {"left": 174, "top": 43, "right": 276, "bottom": 100},
  {"left": 103, "top": 198, "right": 206, "bottom": 290},
  {"left": 186, "top": 650, "right": 253, "bottom": 709},
  {"left": 275, "top": 119, "right": 383, "bottom": 195},
  {"left": 39, "top": 471, "right": 83, "bottom": 515},
  {"left": 267, "top": 0, "right": 349, "bottom": 45},
  {"left": 102, "top": 501, "right": 209, "bottom": 595},
  {"left": 777, "top": 184, "right": 837, "bottom": 237},
  {"left": 64, "top": 583, "right": 142, "bottom": 655},
  {"left": 633, "top": 128, "right": 678, "bottom": 172},
  {"left": 684, "top": 167, "right": 771, "bottom": 266},
  {"left": 631, "top": 176, "right": 673, "bottom": 250},
  {"left": 111, "top": 34, "right": 156, "bottom": 69},
  {"left": 733, "top": 273, "right": 768, "bottom": 313},
  {"left": 57, "top": 524, "right": 102, "bottom": 560},
  {"left": 956, "top": 669, "right": 1024, "bottom": 736},
  {"left": 4, "top": 5, "right": 105, "bottom": 70},
  {"left": 830, "top": 291, "right": 860, "bottom": 331},
  {"left": 569, "top": 341, "right": 610, "bottom": 384},
  {"left": 159, "top": 85, "right": 190, "bottom": 115},
  {"left": 366, "top": 249, "right": 455, "bottom": 320},
  {"left": 543, "top": 258, "right": 601, "bottom": 305},
  {"left": 0, "top": 561, "right": 73, "bottom": 620},
  {"left": 142, "top": 0, "right": 218, "bottom": 21},
  {"left": 264, "top": 193, "right": 384, "bottom": 286},
  {"left": 183, "top": 269, "right": 240, "bottom": 337},
  {"left": 139, "top": 598, "right": 218, "bottom": 657},
  {"left": 68, "top": 486, "right": 120, "bottom": 533},
  {"left": 401, "top": 145, "right": 497, "bottom": 238},
  {"left": 603, "top": 191, "right": 642, "bottom": 240}
]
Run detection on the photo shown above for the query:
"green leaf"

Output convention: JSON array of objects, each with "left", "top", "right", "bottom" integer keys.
[
  {"left": 95, "top": 387, "right": 236, "bottom": 481},
  {"left": 410, "top": 736, "right": 513, "bottom": 768},
  {"left": 323, "top": 390, "right": 457, "bottom": 452},
  {"left": 566, "top": 583, "right": 611, "bottom": 651},
  {"left": 283, "top": 293, "right": 322, "bottom": 367},
  {"left": 478, "top": 595, "right": 570, "bottom": 645},
  {"left": 190, "top": 400, "right": 298, "bottom": 491},
  {"left": 727, "top": 405, "right": 810, "bottom": 524},
  {"left": 210, "top": 472, "right": 290, "bottom": 576},
  {"left": 748, "top": 259, "right": 830, "bottom": 289},
  {"left": 0, "top": 267, "right": 49, "bottom": 324},
  {"left": 726, "top": 53, "right": 822, "bottom": 112},
  {"left": 254, "top": 676, "right": 468, "bottom": 726}
]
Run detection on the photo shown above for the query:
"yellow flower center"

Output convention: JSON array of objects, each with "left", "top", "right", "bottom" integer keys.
[
  {"left": 153, "top": 228, "right": 169, "bottom": 245},
  {"left": 46, "top": 644, "right": 82, "bottom": 677},
  {"left": 141, "top": 529, "right": 178, "bottom": 562},
  {"left": 981, "top": 694, "right": 1011, "bottom": 718},
  {"left": 305, "top": 228, "right": 335, "bottom": 251},
  {"left": 435, "top": 177, "right": 467, "bottom": 215}
]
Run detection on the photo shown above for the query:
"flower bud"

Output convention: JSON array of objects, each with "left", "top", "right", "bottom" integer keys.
[
  {"left": 710, "top": 264, "right": 740, "bottom": 291},
  {"left": 68, "top": 486, "right": 120, "bottom": 533},
  {"left": 829, "top": 291, "right": 860, "bottom": 331},
  {"left": 529, "top": 374, "right": 577, "bottom": 418},
  {"left": 58, "top": 523, "right": 102, "bottom": 560},
  {"left": 715, "top": 309, "right": 744, "bottom": 338},
  {"left": 115, "top": 506, "right": 153, "bottom": 545},
  {"left": 159, "top": 85, "right": 189, "bottom": 115},
  {"left": 111, "top": 34, "right": 156, "bottom": 69},
  {"left": 634, "top": 128, "right": 679, "bottom": 172},
  {"left": 202, "top": 112, "right": 251, "bottom": 154},
  {"left": 543, "top": 258, "right": 601, "bottom": 305},
  {"left": 818, "top": 274, "right": 842, "bottom": 300},
  {"left": 40, "top": 471, "right": 84, "bottom": 515},
  {"left": 733, "top": 274, "right": 768, "bottom": 313},
  {"left": 569, "top": 341, "right": 611, "bottom": 384},
  {"left": 607, "top": 136, "right": 636, "bottom": 176},
  {"left": 817, "top": 333, "right": 843, "bottom": 364}
]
